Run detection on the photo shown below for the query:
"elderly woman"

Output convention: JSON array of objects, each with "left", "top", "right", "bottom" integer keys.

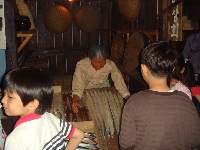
[{"left": 71, "top": 45, "right": 130, "bottom": 113}]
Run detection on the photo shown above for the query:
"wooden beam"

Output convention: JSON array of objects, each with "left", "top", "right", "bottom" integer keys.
[
  {"left": 17, "top": 33, "right": 33, "bottom": 53},
  {"left": 102, "top": 29, "right": 158, "bottom": 43},
  {"left": 158, "top": 0, "right": 184, "bottom": 16}
]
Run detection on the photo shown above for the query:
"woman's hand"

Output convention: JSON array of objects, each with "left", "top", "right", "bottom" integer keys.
[
  {"left": 72, "top": 101, "right": 82, "bottom": 113},
  {"left": 71, "top": 95, "right": 82, "bottom": 113},
  {"left": 124, "top": 95, "right": 130, "bottom": 100}
]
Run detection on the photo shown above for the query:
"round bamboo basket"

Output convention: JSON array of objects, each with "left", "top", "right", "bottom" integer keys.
[
  {"left": 118, "top": 0, "right": 141, "bottom": 21},
  {"left": 123, "top": 32, "right": 144, "bottom": 73},
  {"left": 43, "top": 5, "right": 72, "bottom": 34},
  {"left": 110, "top": 33, "right": 125, "bottom": 64},
  {"left": 74, "top": 5, "right": 102, "bottom": 32}
]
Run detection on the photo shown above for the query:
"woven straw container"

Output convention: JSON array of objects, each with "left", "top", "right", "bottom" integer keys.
[
  {"left": 118, "top": 0, "right": 141, "bottom": 21},
  {"left": 123, "top": 32, "right": 144, "bottom": 73},
  {"left": 110, "top": 33, "right": 125, "bottom": 64},
  {"left": 43, "top": 5, "right": 72, "bottom": 34},
  {"left": 74, "top": 5, "right": 102, "bottom": 32}
]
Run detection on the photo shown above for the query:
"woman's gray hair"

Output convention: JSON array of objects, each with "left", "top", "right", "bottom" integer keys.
[{"left": 88, "top": 45, "right": 109, "bottom": 58}]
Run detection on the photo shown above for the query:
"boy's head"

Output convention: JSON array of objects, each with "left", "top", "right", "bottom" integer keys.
[
  {"left": 2, "top": 67, "right": 53, "bottom": 115},
  {"left": 140, "top": 41, "right": 178, "bottom": 78}
]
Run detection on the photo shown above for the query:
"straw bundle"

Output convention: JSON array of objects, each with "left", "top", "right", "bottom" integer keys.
[
  {"left": 82, "top": 87, "right": 124, "bottom": 149},
  {"left": 110, "top": 33, "right": 125, "bottom": 64},
  {"left": 43, "top": 5, "right": 72, "bottom": 34},
  {"left": 123, "top": 32, "right": 144, "bottom": 73},
  {"left": 118, "top": 0, "right": 141, "bottom": 21},
  {"left": 74, "top": 5, "right": 102, "bottom": 32}
]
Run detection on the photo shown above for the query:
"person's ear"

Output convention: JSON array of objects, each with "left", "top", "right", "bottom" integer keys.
[
  {"left": 26, "top": 99, "right": 39, "bottom": 111},
  {"left": 180, "top": 67, "right": 185, "bottom": 74},
  {"left": 141, "top": 64, "right": 148, "bottom": 75}
]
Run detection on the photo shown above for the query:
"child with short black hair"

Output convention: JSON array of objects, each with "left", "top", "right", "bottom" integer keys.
[
  {"left": 1, "top": 67, "right": 84, "bottom": 150},
  {"left": 119, "top": 41, "right": 200, "bottom": 150}
]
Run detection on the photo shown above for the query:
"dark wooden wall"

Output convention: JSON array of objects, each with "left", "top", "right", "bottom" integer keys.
[
  {"left": 26, "top": 0, "right": 158, "bottom": 51},
  {"left": 25, "top": 0, "right": 200, "bottom": 51},
  {"left": 183, "top": 0, "right": 200, "bottom": 24},
  {"left": 182, "top": 1, "right": 200, "bottom": 43},
  {"left": 27, "top": 0, "right": 110, "bottom": 50},
  {"left": 5, "top": 0, "right": 200, "bottom": 72},
  {"left": 20, "top": 0, "right": 158, "bottom": 75}
]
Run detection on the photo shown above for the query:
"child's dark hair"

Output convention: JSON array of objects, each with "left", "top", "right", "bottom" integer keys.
[
  {"left": 181, "top": 61, "right": 196, "bottom": 88},
  {"left": 141, "top": 41, "right": 178, "bottom": 77},
  {"left": 3, "top": 67, "right": 53, "bottom": 114},
  {"left": 167, "top": 55, "right": 196, "bottom": 88},
  {"left": 167, "top": 55, "right": 185, "bottom": 85}
]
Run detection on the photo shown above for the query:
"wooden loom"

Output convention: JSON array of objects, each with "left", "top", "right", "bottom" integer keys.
[{"left": 51, "top": 86, "right": 124, "bottom": 150}]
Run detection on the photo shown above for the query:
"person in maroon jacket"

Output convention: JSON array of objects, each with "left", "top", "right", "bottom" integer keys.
[{"left": 119, "top": 41, "right": 200, "bottom": 150}]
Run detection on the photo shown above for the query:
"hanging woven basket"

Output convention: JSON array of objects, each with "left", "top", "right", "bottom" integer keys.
[
  {"left": 43, "top": 5, "right": 72, "bottom": 34},
  {"left": 123, "top": 32, "right": 144, "bottom": 73},
  {"left": 110, "top": 33, "right": 125, "bottom": 64},
  {"left": 118, "top": 0, "right": 141, "bottom": 21},
  {"left": 74, "top": 5, "right": 102, "bottom": 32}
]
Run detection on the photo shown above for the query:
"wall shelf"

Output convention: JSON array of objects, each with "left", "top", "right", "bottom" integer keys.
[{"left": 17, "top": 30, "right": 36, "bottom": 53}]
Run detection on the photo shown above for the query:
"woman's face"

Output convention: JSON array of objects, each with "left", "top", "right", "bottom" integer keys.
[{"left": 90, "top": 57, "right": 106, "bottom": 70}]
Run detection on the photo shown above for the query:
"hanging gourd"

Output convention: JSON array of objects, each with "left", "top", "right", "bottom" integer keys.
[
  {"left": 118, "top": 0, "right": 141, "bottom": 21},
  {"left": 43, "top": 5, "right": 72, "bottom": 34},
  {"left": 74, "top": 5, "right": 102, "bottom": 32}
]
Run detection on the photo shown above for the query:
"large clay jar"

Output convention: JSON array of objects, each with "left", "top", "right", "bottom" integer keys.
[
  {"left": 15, "top": 15, "right": 31, "bottom": 31},
  {"left": 118, "top": 0, "right": 141, "bottom": 21}
]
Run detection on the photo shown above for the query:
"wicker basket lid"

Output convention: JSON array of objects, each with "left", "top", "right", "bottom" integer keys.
[
  {"left": 123, "top": 32, "right": 144, "bottom": 73},
  {"left": 118, "top": 0, "right": 141, "bottom": 21},
  {"left": 74, "top": 5, "right": 102, "bottom": 32},
  {"left": 43, "top": 5, "right": 72, "bottom": 34},
  {"left": 110, "top": 33, "right": 125, "bottom": 64}
]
